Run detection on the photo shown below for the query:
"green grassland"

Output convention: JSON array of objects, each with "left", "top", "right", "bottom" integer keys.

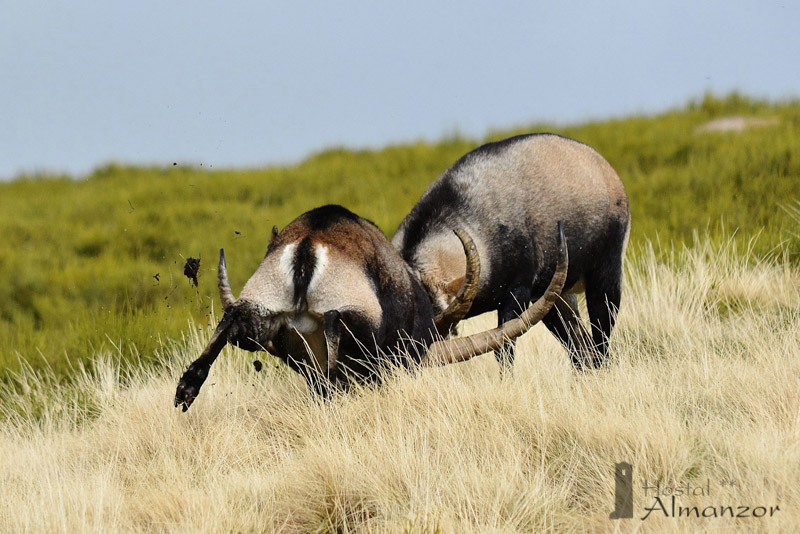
[{"left": 1, "top": 93, "right": 799, "bottom": 379}]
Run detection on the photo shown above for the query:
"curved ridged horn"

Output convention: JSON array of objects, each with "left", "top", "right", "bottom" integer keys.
[
  {"left": 218, "top": 248, "right": 236, "bottom": 309},
  {"left": 433, "top": 229, "right": 481, "bottom": 335},
  {"left": 423, "top": 221, "right": 567, "bottom": 367}
]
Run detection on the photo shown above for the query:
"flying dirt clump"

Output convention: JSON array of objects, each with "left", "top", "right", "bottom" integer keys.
[{"left": 183, "top": 257, "right": 201, "bottom": 287}]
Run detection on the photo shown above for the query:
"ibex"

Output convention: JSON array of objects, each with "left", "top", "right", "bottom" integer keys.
[
  {"left": 175, "top": 204, "right": 568, "bottom": 411},
  {"left": 392, "top": 133, "right": 630, "bottom": 371}
]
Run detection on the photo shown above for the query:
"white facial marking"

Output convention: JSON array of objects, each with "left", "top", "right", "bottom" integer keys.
[
  {"left": 308, "top": 243, "right": 328, "bottom": 292},
  {"left": 290, "top": 313, "right": 319, "bottom": 334},
  {"left": 278, "top": 242, "right": 297, "bottom": 285}
]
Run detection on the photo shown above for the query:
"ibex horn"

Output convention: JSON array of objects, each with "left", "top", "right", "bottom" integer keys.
[
  {"left": 423, "top": 221, "right": 567, "bottom": 367},
  {"left": 433, "top": 229, "right": 481, "bottom": 335},
  {"left": 218, "top": 248, "right": 236, "bottom": 309}
]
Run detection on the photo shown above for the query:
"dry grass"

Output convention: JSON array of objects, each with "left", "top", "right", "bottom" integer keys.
[{"left": 1, "top": 238, "right": 799, "bottom": 533}]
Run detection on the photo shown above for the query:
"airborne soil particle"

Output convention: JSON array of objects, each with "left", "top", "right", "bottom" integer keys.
[{"left": 183, "top": 257, "right": 200, "bottom": 287}]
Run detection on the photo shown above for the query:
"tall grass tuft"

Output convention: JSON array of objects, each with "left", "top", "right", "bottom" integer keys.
[{"left": 1, "top": 236, "right": 797, "bottom": 532}]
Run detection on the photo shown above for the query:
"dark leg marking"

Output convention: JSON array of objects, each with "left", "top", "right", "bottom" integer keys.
[
  {"left": 585, "top": 269, "right": 622, "bottom": 368},
  {"left": 174, "top": 310, "right": 235, "bottom": 411},
  {"left": 542, "top": 293, "right": 595, "bottom": 370},
  {"left": 323, "top": 310, "right": 342, "bottom": 396},
  {"left": 494, "top": 284, "right": 533, "bottom": 374},
  {"left": 584, "top": 221, "right": 627, "bottom": 368}
]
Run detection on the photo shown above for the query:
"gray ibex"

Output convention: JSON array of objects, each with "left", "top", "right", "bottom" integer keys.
[
  {"left": 393, "top": 134, "right": 630, "bottom": 371},
  {"left": 175, "top": 204, "right": 568, "bottom": 410}
]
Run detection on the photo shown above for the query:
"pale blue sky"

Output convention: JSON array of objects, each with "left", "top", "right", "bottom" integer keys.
[{"left": 1, "top": 1, "right": 798, "bottom": 179}]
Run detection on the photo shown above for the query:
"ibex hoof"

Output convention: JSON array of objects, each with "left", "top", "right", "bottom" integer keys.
[{"left": 174, "top": 366, "right": 207, "bottom": 412}]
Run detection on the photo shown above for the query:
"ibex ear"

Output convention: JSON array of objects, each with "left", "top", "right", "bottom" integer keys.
[
  {"left": 266, "top": 225, "right": 280, "bottom": 256},
  {"left": 443, "top": 276, "right": 465, "bottom": 297}
]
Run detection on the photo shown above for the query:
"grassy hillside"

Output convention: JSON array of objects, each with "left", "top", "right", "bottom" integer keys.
[
  {"left": 1, "top": 93, "right": 799, "bottom": 378},
  {"left": 1, "top": 237, "right": 797, "bottom": 532}
]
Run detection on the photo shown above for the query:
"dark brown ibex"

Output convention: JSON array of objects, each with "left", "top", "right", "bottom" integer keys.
[{"left": 175, "top": 204, "right": 568, "bottom": 410}]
